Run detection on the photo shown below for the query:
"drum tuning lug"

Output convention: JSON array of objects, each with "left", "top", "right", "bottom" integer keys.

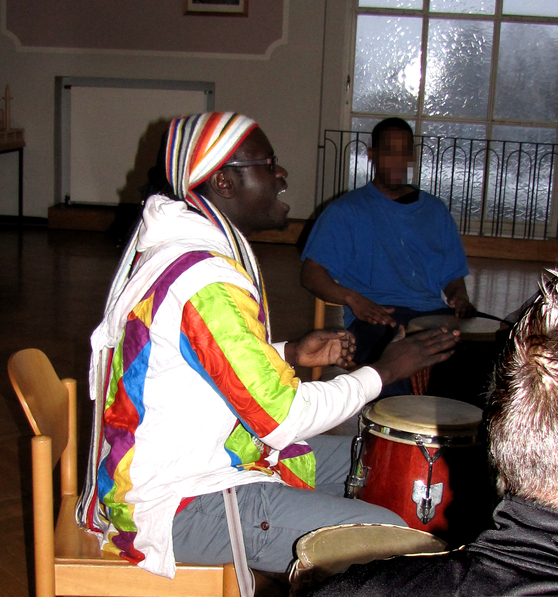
[
  {"left": 345, "top": 435, "right": 368, "bottom": 499},
  {"left": 412, "top": 480, "right": 443, "bottom": 524}
]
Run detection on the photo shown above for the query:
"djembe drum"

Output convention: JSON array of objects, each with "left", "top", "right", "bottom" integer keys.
[
  {"left": 406, "top": 314, "right": 508, "bottom": 402},
  {"left": 289, "top": 523, "right": 447, "bottom": 596}
]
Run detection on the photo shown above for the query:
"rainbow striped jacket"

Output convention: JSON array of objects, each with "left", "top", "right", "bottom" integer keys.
[{"left": 79, "top": 196, "right": 378, "bottom": 578}]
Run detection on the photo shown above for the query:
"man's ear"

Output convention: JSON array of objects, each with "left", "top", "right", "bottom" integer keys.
[{"left": 207, "top": 169, "right": 235, "bottom": 199}]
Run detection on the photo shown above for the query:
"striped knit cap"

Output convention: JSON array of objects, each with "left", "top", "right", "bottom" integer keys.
[{"left": 166, "top": 112, "right": 258, "bottom": 203}]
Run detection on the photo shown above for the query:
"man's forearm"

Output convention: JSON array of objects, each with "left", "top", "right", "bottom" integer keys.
[
  {"left": 444, "top": 277, "right": 469, "bottom": 303},
  {"left": 300, "top": 258, "right": 356, "bottom": 306}
]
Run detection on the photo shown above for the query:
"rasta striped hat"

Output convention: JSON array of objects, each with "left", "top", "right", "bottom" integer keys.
[{"left": 165, "top": 112, "right": 258, "bottom": 203}]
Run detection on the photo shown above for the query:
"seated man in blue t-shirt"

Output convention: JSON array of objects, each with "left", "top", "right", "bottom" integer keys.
[{"left": 301, "top": 118, "right": 475, "bottom": 388}]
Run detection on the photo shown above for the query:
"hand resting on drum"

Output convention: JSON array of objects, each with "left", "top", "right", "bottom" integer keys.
[
  {"left": 371, "top": 325, "right": 459, "bottom": 388},
  {"left": 444, "top": 277, "right": 477, "bottom": 318}
]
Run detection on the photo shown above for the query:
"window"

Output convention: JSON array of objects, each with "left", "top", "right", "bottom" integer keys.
[{"left": 344, "top": 0, "right": 558, "bottom": 238}]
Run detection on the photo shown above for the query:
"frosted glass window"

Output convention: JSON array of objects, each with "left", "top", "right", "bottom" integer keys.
[
  {"left": 492, "top": 126, "right": 556, "bottom": 144},
  {"left": 351, "top": 117, "right": 382, "bottom": 133},
  {"left": 353, "top": 15, "right": 422, "bottom": 114},
  {"left": 430, "top": 0, "right": 495, "bottom": 14},
  {"left": 421, "top": 121, "right": 486, "bottom": 139},
  {"left": 495, "top": 23, "right": 558, "bottom": 122},
  {"left": 485, "top": 129, "right": 557, "bottom": 229},
  {"left": 358, "top": 0, "right": 422, "bottom": 8},
  {"left": 352, "top": 116, "right": 417, "bottom": 133},
  {"left": 417, "top": 122, "right": 487, "bottom": 221},
  {"left": 503, "top": 0, "right": 558, "bottom": 17},
  {"left": 424, "top": 19, "right": 492, "bottom": 118}
]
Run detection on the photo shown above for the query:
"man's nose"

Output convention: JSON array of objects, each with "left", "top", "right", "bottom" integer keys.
[{"left": 276, "top": 164, "right": 288, "bottom": 178}]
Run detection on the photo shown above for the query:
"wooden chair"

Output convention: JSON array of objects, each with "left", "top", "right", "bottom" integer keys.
[{"left": 8, "top": 348, "right": 241, "bottom": 597}]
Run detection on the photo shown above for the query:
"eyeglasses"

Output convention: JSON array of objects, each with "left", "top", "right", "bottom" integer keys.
[{"left": 223, "top": 156, "right": 278, "bottom": 170}]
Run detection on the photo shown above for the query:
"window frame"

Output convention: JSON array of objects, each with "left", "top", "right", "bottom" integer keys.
[{"left": 346, "top": 0, "right": 558, "bottom": 140}]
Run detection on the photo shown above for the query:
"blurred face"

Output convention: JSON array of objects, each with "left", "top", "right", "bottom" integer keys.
[
  {"left": 370, "top": 128, "right": 415, "bottom": 190},
  {"left": 225, "top": 128, "right": 290, "bottom": 236}
]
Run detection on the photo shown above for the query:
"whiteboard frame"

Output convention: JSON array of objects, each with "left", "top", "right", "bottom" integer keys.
[{"left": 54, "top": 76, "right": 215, "bottom": 205}]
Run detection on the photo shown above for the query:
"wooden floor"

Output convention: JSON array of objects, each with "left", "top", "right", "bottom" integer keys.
[{"left": 0, "top": 224, "right": 553, "bottom": 597}]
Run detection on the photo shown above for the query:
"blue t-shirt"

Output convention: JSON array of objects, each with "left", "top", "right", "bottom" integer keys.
[{"left": 301, "top": 183, "right": 469, "bottom": 327}]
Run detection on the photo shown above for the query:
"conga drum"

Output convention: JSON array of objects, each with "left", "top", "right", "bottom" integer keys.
[
  {"left": 406, "top": 314, "right": 508, "bottom": 404},
  {"left": 350, "top": 395, "right": 492, "bottom": 546},
  {"left": 289, "top": 523, "right": 447, "bottom": 595}
]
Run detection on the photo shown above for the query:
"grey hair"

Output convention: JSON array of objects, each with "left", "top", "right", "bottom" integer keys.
[{"left": 486, "top": 269, "right": 558, "bottom": 507}]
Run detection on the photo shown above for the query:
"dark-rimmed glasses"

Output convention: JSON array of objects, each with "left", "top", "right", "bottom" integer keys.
[{"left": 223, "top": 156, "right": 278, "bottom": 170}]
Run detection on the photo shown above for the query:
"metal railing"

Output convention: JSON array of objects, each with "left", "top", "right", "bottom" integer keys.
[{"left": 317, "top": 130, "right": 558, "bottom": 240}]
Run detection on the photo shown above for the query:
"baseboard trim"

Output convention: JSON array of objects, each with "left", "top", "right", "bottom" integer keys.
[
  {"left": 461, "top": 235, "right": 558, "bottom": 263},
  {"left": 46, "top": 204, "right": 558, "bottom": 262}
]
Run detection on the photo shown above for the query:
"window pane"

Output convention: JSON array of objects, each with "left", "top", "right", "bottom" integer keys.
[
  {"left": 424, "top": 19, "right": 493, "bottom": 118},
  {"left": 503, "top": 0, "right": 558, "bottom": 17},
  {"left": 358, "top": 0, "right": 422, "bottom": 8},
  {"left": 353, "top": 15, "right": 422, "bottom": 115},
  {"left": 421, "top": 121, "right": 487, "bottom": 139},
  {"left": 483, "top": 131, "right": 557, "bottom": 237},
  {"left": 492, "top": 126, "right": 556, "bottom": 144},
  {"left": 417, "top": 123, "right": 487, "bottom": 227},
  {"left": 351, "top": 117, "right": 382, "bottom": 132},
  {"left": 430, "top": 0, "right": 495, "bottom": 14},
  {"left": 495, "top": 23, "right": 558, "bottom": 122}
]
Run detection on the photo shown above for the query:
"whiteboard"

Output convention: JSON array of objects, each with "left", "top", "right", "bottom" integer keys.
[{"left": 56, "top": 78, "right": 215, "bottom": 205}]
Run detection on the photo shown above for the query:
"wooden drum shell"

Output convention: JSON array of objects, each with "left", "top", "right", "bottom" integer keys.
[{"left": 357, "top": 396, "right": 492, "bottom": 546}]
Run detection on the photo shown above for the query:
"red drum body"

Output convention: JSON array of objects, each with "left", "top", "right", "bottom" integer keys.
[{"left": 355, "top": 395, "right": 492, "bottom": 545}]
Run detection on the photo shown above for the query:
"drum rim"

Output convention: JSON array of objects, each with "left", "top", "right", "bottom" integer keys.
[
  {"left": 406, "top": 314, "right": 503, "bottom": 341},
  {"left": 365, "top": 420, "right": 479, "bottom": 446}
]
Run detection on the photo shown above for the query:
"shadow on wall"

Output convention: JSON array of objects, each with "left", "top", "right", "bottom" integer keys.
[{"left": 110, "top": 118, "right": 172, "bottom": 245}]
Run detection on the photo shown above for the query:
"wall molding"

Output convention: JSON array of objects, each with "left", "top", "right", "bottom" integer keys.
[{"left": 1, "top": 0, "right": 289, "bottom": 60}]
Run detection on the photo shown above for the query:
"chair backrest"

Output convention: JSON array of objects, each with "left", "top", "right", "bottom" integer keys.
[{"left": 8, "top": 348, "right": 72, "bottom": 469}]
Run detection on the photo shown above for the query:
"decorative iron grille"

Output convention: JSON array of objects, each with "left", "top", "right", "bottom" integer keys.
[{"left": 316, "top": 130, "right": 558, "bottom": 240}]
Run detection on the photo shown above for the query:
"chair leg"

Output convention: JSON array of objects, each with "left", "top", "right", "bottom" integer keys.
[
  {"left": 311, "top": 366, "right": 322, "bottom": 381},
  {"left": 32, "top": 436, "right": 56, "bottom": 597},
  {"left": 223, "top": 562, "right": 241, "bottom": 597}
]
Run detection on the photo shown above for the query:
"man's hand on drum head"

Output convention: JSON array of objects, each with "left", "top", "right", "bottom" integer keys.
[
  {"left": 372, "top": 326, "right": 459, "bottom": 387},
  {"left": 449, "top": 295, "right": 477, "bottom": 319},
  {"left": 444, "top": 277, "right": 477, "bottom": 318}
]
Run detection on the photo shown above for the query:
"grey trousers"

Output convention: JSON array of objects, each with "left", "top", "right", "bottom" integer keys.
[{"left": 172, "top": 434, "right": 406, "bottom": 573}]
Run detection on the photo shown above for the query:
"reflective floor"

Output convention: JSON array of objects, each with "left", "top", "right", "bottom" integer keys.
[{"left": 0, "top": 225, "right": 553, "bottom": 597}]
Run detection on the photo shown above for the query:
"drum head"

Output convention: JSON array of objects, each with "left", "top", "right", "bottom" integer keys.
[
  {"left": 407, "top": 314, "right": 503, "bottom": 342},
  {"left": 290, "top": 523, "right": 447, "bottom": 589},
  {"left": 362, "top": 395, "right": 482, "bottom": 443}
]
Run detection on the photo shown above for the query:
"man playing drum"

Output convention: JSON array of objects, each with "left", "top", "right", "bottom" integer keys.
[
  {"left": 76, "top": 113, "right": 458, "bottom": 582},
  {"left": 301, "top": 118, "right": 476, "bottom": 393},
  {"left": 303, "top": 270, "right": 558, "bottom": 596}
]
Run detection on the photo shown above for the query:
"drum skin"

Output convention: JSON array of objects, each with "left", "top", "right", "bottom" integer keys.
[{"left": 357, "top": 396, "right": 493, "bottom": 546}]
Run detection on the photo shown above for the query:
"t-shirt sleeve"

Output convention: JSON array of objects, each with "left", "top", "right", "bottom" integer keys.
[
  {"left": 301, "top": 202, "right": 355, "bottom": 281},
  {"left": 439, "top": 207, "right": 469, "bottom": 290}
]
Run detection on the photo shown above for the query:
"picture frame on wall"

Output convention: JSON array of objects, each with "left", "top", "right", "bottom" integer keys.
[{"left": 184, "top": 0, "right": 248, "bottom": 16}]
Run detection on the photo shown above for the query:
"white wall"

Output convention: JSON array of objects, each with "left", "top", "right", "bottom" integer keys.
[{"left": 0, "top": 0, "right": 354, "bottom": 220}]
